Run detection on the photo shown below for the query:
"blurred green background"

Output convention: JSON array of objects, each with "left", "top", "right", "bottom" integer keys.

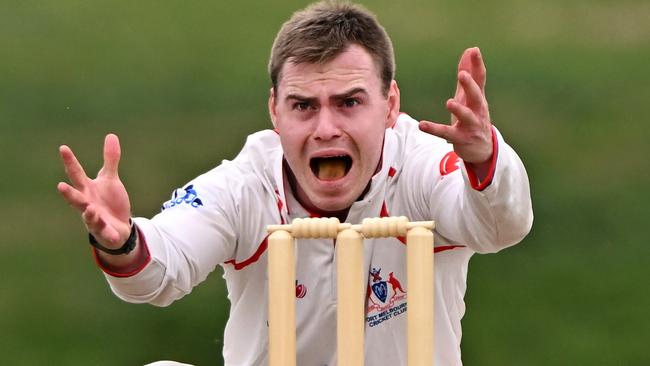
[{"left": 1, "top": 0, "right": 649, "bottom": 364}]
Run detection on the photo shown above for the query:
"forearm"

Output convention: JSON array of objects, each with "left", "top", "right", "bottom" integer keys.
[
  {"left": 97, "top": 217, "right": 186, "bottom": 307},
  {"left": 459, "top": 130, "right": 533, "bottom": 252},
  {"left": 427, "top": 128, "right": 532, "bottom": 253},
  {"left": 97, "top": 212, "right": 237, "bottom": 306}
]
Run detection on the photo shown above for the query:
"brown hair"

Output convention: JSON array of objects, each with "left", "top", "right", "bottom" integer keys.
[{"left": 269, "top": 1, "right": 395, "bottom": 96}]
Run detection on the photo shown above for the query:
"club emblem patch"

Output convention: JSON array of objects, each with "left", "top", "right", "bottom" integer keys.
[
  {"left": 372, "top": 281, "right": 388, "bottom": 303},
  {"left": 370, "top": 268, "right": 388, "bottom": 303},
  {"left": 366, "top": 267, "right": 408, "bottom": 327}
]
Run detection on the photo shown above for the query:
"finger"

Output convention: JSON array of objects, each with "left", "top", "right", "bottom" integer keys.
[
  {"left": 457, "top": 47, "right": 475, "bottom": 74},
  {"left": 83, "top": 206, "right": 123, "bottom": 244},
  {"left": 59, "top": 145, "right": 89, "bottom": 188},
  {"left": 470, "top": 47, "right": 487, "bottom": 92},
  {"left": 100, "top": 134, "right": 121, "bottom": 178},
  {"left": 446, "top": 99, "right": 480, "bottom": 127},
  {"left": 57, "top": 182, "right": 89, "bottom": 212},
  {"left": 457, "top": 47, "right": 486, "bottom": 94},
  {"left": 82, "top": 205, "right": 110, "bottom": 235},
  {"left": 101, "top": 226, "right": 122, "bottom": 245},
  {"left": 457, "top": 71, "right": 487, "bottom": 114},
  {"left": 81, "top": 205, "right": 126, "bottom": 245},
  {"left": 453, "top": 48, "right": 475, "bottom": 97},
  {"left": 419, "top": 120, "right": 458, "bottom": 143}
]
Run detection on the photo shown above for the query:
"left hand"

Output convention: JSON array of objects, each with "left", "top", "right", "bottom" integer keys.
[{"left": 419, "top": 47, "right": 493, "bottom": 164}]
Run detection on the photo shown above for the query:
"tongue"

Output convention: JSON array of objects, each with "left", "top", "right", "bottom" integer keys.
[{"left": 317, "top": 159, "right": 347, "bottom": 180}]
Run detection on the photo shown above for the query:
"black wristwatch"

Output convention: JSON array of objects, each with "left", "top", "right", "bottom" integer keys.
[{"left": 88, "top": 222, "right": 138, "bottom": 255}]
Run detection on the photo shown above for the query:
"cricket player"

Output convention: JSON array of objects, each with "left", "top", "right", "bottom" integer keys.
[{"left": 57, "top": 1, "right": 533, "bottom": 365}]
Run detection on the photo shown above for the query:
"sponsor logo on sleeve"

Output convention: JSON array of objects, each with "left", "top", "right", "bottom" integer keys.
[
  {"left": 440, "top": 151, "right": 461, "bottom": 176},
  {"left": 161, "top": 184, "right": 204, "bottom": 210},
  {"left": 295, "top": 280, "right": 307, "bottom": 299}
]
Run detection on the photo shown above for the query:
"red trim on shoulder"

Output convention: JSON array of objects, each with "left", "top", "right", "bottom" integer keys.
[
  {"left": 93, "top": 226, "right": 152, "bottom": 278},
  {"left": 225, "top": 235, "right": 270, "bottom": 270},
  {"left": 388, "top": 167, "right": 397, "bottom": 177},
  {"left": 464, "top": 127, "right": 498, "bottom": 191}
]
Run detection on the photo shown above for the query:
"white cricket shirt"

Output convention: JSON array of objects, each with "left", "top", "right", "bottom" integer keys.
[{"left": 100, "top": 113, "right": 533, "bottom": 365}]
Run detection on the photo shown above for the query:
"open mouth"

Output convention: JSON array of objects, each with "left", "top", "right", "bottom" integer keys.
[{"left": 310, "top": 155, "right": 353, "bottom": 180}]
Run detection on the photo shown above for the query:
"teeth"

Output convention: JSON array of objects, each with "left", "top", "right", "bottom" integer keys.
[{"left": 317, "top": 159, "right": 347, "bottom": 180}]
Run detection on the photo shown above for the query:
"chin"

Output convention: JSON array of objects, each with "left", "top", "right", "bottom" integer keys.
[{"left": 311, "top": 194, "right": 356, "bottom": 213}]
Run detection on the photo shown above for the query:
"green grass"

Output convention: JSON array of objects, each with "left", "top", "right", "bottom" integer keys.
[{"left": 2, "top": 0, "right": 649, "bottom": 364}]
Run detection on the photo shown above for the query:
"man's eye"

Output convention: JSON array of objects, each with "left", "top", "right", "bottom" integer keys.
[
  {"left": 293, "top": 102, "right": 311, "bottom": 111},
  {"left": 342, "top": 98, "right": 359, "bottom": 108}
]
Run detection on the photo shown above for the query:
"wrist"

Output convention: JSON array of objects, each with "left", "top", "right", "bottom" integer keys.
[
  {"left": 465, "top": 160, "right": 491, "bottom": 181},
  {"left": 88, "top": 220, "right": 137, "bottom": 255},
  {"left": 464, "top": 127, "right": 498, "bottom": 191},
  {"left": 92, "top": 224, "right": 151, "bottom": 277}
]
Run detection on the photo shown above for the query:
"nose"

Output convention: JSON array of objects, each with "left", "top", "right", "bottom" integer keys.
[{"left": 312, "top": 108, "right": 342, "bottom": 141}]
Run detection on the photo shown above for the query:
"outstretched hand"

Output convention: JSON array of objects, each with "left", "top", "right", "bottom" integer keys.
[
  {"left": 57, "top": 134, "right": 132, "bottom": 249},
  {"left": 419, "top": 47, "right": 493, "bottom": 165}
]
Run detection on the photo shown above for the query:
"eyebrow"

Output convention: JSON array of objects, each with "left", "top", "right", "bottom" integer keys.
[
  {"left": 284, "top": 87, "right": 369, "bottom": 103},
  {"left": 331, "top": 87, "right": 368, "bottom": 101},
  {"left": 284, "top": 93, "right": 316, "bottom": 104}
]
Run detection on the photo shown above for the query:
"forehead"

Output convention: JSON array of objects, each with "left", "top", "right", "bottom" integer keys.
[{"left": 278, "top": 45, "right": 382, "bottom": 97}]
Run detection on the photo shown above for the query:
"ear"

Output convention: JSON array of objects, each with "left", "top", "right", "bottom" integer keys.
[
  {"left": 268, "top": 87, "right": 278, "bottom": 128},
  {"left": 385, "top": 80, "right": 401, "bottom": 128}
]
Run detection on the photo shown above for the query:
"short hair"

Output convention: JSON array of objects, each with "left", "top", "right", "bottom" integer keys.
[{"left": 269, "top": 1, "right": 395, "bottom": 96}]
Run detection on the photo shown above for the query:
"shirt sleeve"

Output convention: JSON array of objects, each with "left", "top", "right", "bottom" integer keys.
[
  {"left": 101, "top": 167, "right": 239, "bottom": 307},
  {"left": 402, "top": 126, "right": 533, "bottom": 254}
]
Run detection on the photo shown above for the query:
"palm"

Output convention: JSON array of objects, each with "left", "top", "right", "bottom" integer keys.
[
  {"left": 57, "top": 134, "right": 132, "bottom": 247},
  {"left": 88, "top": 172, "right": 131, "bottom": 230},
  {"left": 419, "top": 47, "right": 493, "bottom": 164}
]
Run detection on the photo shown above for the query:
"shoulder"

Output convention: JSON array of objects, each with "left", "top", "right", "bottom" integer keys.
[
  {"left": 390, "top": 113, "right": 449, "bottom": 150},
  {"left": 235, "top": 129, "right": 282, "bottom": 164},
  {"left": 385, "top": 113, "right": 455, "bottom": 175},
  {"left": 163, "top": 129, "right": 282, "bottom": 212}
]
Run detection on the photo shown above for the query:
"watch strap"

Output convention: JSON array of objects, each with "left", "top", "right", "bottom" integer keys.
[{"left": 88, "top": 222, "right": 137, "bottom": 255}]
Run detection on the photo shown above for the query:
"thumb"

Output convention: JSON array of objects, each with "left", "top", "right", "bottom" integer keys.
[{"left": 100, "top": 133, "right": 121, "bottom": 178}]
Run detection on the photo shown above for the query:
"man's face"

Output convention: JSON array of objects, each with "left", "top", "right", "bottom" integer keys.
[{"left": 269, "top": 44, "right": 400, "bottom": 212}]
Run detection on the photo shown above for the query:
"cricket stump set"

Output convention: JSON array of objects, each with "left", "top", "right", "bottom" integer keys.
[{"left": 267, "top": 216, "right": 435, "bottom": 366}]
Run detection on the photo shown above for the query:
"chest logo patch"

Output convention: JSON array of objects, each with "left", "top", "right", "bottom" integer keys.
[
  {"left": 370, "top": 268, "right": 388, "bottom": 302},
  {"left": 366, "top": 268, "right": 408, "bottom": 327}
]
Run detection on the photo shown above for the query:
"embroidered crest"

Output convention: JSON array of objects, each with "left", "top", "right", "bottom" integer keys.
[
  {"left": 372, "top": 281, "right": 388, "bottom": 303},
  {"left": 366, "top": 267, "right": 408, "bottom": 327}
]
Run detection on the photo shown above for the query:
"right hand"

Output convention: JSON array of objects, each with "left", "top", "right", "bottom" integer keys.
[
  {"left": 418, "top": 47, "right": 493, "bottom": 166},
  {"left": 57, "top": 134, "right": 132, "bottom": 249}
]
